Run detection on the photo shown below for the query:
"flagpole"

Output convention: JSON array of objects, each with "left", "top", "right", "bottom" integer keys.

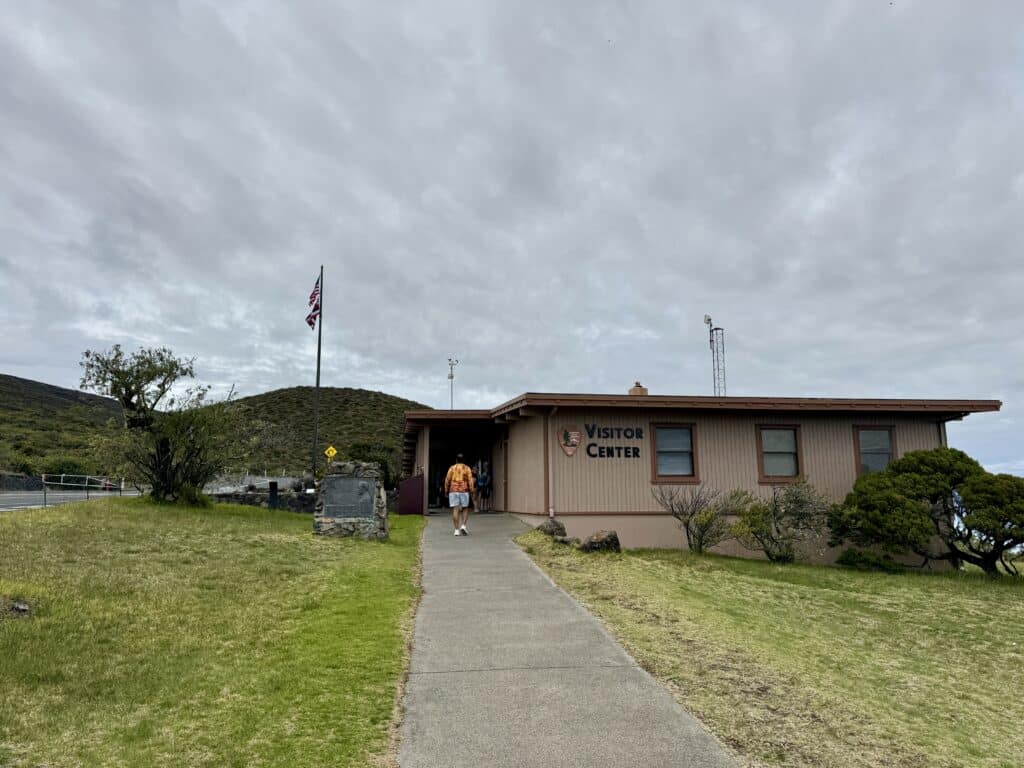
[{"left": 311, "top": 264, "right": 323, "bottom": 478}]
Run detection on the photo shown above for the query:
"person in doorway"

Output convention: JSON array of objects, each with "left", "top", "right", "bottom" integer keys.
[
  {"left": 475, "top": 461, "right": 491, "bottom": 512},
  {"left": 444, "top": 453, "right": 475, "bottom": 536}
]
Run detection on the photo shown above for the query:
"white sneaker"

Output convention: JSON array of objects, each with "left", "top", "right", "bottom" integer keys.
[
  {"left": 460, "top": 525, "right": 469, "bottom": 535},
  {"left": 454, "top": 529, "right": 462, "bottom": 536}
]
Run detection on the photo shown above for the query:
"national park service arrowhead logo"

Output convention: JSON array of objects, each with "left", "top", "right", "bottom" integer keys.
[{"left": 559, "top": 425, "right": 583, "bottom": 457}]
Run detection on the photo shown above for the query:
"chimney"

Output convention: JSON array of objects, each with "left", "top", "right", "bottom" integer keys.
[{"left": 628, "top": 381, "right": 648, "bottom": 396}]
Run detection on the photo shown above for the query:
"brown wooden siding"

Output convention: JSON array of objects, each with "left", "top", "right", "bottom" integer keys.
[
  {"left": 545, "top": 409, "right": 945, "bottom": 513},
  {"left": 506, "top": 417, "right": 545, "bottom": 514}
]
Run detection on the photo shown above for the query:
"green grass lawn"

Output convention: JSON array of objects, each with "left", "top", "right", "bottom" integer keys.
[
  {"left": 0, "top": 499, "right": 424, "bottom": 767},
  {"left": 518, "top": 531, "right": 1024, "bottom": 768}
]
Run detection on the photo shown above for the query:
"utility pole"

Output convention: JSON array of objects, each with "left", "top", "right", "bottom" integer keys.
[
  {"left": 704, "top": 315, "right": 726, "bottom": 397},
  {"left": 447, "top": 357, "right": 459, "bottom": 409}
]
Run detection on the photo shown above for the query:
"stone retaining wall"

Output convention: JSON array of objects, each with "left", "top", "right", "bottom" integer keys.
[{"left": 211, "top": 490, "right": 316, "bottom": 513}]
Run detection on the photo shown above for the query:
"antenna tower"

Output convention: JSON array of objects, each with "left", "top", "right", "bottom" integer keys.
[
  {"left": 703, "top": 315, "right": 726, "bottom": 396},
  {"left": 447, "top": 357, "right": 459, "bottom": 409}
]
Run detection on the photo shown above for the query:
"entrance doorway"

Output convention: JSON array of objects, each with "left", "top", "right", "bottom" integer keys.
[{"left": 427, "top": 424, "right": 500, "bottom": 511}]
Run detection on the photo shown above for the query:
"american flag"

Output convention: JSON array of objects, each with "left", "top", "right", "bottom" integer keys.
[{"left": 305, "top": 275, "right": 321, "bottom": 330}]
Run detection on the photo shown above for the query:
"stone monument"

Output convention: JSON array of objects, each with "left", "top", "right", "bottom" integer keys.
[{"left": 314, "top": 460, "right": 389, "bottom": 540}]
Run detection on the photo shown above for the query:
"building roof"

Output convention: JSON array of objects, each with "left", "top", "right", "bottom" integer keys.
[
  {"left": 489, "top": 392, "right": 1002, "bottom": 418},
  {"left": 405, "top": 392, "right": 1001, "bottom": 424},
  {"left": 401, "top": 392, "right": 1001, "bottom": 472}
]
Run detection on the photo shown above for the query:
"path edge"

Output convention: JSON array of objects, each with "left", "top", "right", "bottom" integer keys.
[
  {"left": 376, "top": 516, "right": 427, "bottom": 768},
  {"left": 513, "top": 528, "right": 742, "bottom": 767}
]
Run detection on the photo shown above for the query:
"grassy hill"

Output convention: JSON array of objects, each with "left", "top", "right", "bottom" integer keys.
[
  {"left": 230, "top": 386, "right": 428, "bottom": 477},
  {"left": 0, "top": 373, "right": 121, "bottom": 475},
  {"left": 0, "top": 374, "right": 428, "bottom": 480}
]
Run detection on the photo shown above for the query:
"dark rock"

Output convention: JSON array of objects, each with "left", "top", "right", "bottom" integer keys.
[
  {"left": 579, "top": 530, "right": 620, "bottom": 553},
  {"left": 537, "top": 518, "right": 567, "bottom": 537},
  {"left": 553, "top": 535, "right": 569, "bottom": 544}
]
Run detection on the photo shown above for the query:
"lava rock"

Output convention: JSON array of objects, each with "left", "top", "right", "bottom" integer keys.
[
  {"left": 536, "top": 518, "right": 567, "bottom": 537},
  {"left": 579, "top": 530, "right": 621, "bottom": 553}
]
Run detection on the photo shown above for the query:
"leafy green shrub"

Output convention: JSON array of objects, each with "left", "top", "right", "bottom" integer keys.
[
  {"left": 39, "top": 455, "right": 91, "bottom": 477},
  {"left": 835, "top": 548, "right": 903, "bottom": 573},
  {"left": 347, "top": 442, "right": 397, "bottom": 488}
]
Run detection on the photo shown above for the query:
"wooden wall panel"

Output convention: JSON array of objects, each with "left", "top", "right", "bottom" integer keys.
[
  {"left": 506, "top": 417, "right": 545, "bottom": 514},
  {"left": 547, "top": 409, "right": 947, "bottom": 513}
]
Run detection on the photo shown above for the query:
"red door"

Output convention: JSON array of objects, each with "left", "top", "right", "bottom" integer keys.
[{"left": 398, "top": 474, "right": 425, "bottom": 515}]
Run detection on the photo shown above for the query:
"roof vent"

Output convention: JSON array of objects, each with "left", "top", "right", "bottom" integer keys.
[{"left": 628, "top": 381, "right": 648, "bottom": 396}]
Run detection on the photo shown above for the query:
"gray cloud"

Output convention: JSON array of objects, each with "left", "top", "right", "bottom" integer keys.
[{"left": 1, "top": 0, "right": 1021, "bottom": 471}]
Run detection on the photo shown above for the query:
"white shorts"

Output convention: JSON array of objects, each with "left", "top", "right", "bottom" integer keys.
[{"left": 448, "top": 492, "right": 469, "bottom": 508}]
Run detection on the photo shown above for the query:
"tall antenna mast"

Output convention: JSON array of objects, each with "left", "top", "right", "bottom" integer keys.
[
  {"left": 447, "top": 357, "right": 459, "bottom": 409},
  {"left": 704, "top": 315, "right": 726, "bottom": 396}
]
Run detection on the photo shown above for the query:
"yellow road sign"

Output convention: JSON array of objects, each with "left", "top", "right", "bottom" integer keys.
[{"left": 324, "top": 445, "right": 337, "bottom": 459}]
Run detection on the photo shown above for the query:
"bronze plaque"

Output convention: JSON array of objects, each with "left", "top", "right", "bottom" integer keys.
[{"left": 322, "top": 476, "right": 376, "bottom": 518}]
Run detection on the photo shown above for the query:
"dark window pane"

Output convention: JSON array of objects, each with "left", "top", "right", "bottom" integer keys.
[
  {"left": 763, "top": 453, "right": 798, "bottom": 476},
  {"left": 859, "top": 430, "right": 892, "bottom": 452},
  {"left": 656, "top": 427, "right": 691, "bottom": 452},
  {"left": 761, "top": 429, "right": 796, "bottom": 452},
  {"left": 860, "top": 452, "right": 891, "bottom": 474},
  {"left": 657, "top": 452, "right": 693, "bottom": 476}
]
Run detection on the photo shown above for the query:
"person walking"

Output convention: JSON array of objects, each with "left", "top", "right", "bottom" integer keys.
[
  {"left": 475, "top": 461, "right": 491, "bottom": 512},
  {"left": 444, "top": 453, "right": 475, "bottom": 536}
]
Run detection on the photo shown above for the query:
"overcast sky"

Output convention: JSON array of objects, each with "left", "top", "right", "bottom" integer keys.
[{"left": 1, "top": 1, "right": 1021, "bottom": 472}]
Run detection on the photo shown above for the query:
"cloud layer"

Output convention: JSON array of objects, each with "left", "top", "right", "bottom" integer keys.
[{"left": 1, "top": 1, "right": 1021, "bottom": 471}]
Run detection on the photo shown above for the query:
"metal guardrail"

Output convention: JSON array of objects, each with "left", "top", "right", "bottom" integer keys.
[
  {"left": 0, "top": 477, "right": 140, "bottom": 512},
  {"left": 40, "top": 475, "right": 124, "bottom": 506}
]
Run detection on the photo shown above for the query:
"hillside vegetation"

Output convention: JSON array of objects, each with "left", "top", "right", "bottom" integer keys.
[
  {"left": 231, "top": 385, "right": 428, "bottom": 477},
  {"left": 0, "top": 374, "right": 427, "bottom": 479},
  {"left": 0, "top": 374, "right": 120, "bottom": 475}
]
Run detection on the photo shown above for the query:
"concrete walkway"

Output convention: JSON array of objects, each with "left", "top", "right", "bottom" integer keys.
[{"left": 398, "top": 514, "right": 737, "bottom": 768}]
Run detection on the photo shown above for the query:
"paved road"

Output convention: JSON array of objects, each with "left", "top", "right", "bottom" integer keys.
[
  {"left": 0, "top": 490, "right": 139, "bottom": 511},
  {"left": 398, "top": 514, "right": 737, "bottom": 768}
]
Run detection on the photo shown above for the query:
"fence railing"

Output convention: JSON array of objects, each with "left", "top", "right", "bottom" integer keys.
[{"left": 39, "top": 475, "right": 124, "bottom": 506}]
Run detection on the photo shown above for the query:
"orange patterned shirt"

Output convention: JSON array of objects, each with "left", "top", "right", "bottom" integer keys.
[{"left": 444, "top": 463, "right": 475, "bottom": 494}]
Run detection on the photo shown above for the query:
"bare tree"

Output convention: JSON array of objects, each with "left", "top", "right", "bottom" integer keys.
[{"left": 652, "top": 485, "right": 734, "bottom": 554}]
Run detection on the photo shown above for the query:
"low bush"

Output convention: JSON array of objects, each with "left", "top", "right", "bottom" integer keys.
[{"left": 835, "top": 548, "right": 903, "bottom": 573}]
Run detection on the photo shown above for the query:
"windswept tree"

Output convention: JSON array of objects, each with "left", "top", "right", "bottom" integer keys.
[
  {"left": 81, "top": 345, "right": 197, "bottom": 430},
  {"left": 831, "top": 448, "right": 1024, "bottom": 576},
  {"left": 80, "top": 345, "right": 240, "bottom": 502}
]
